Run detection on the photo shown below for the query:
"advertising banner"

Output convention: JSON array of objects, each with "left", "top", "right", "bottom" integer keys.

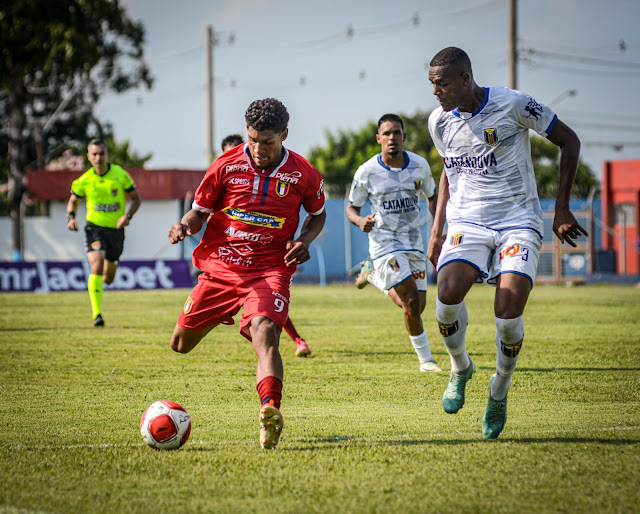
[{"left": 0, "top": 260, "right": 194, "bottom": 293}]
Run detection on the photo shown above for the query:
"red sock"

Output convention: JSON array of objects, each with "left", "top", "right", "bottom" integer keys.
[
  {"left": 256, "top": 376, "right": 283, "bottom": 409},
  {"left": 283, "top": 317, "right": 301, "bottom": 340}
]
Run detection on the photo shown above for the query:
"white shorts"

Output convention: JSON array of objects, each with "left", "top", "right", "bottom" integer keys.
[
  {"left": 371, "top": 250, "right": 427, "bottom": 292},
  {"left": 437, "top": 223, "right": 542, "bottom": 286}
]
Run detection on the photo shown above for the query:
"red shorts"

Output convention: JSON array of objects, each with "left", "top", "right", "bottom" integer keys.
[{"left": 178, "top": 266, "right": 292, "bottom": 341}]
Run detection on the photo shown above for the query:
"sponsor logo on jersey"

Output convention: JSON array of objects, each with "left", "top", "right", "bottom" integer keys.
[
  {"left": 276, "top": 180, "right": 289, "bottom": 197},
  {"left": 443, "top": 154, "right": 498, "bottom": 172},
  {"left": 225, "top": 164, "right": 250, "bottom": 174},
  {"left": 389, "top": 258, "right": 400, "bottom": 272},
  {"left": 91, "top": 240, "right": 102, "bottom": 251},
  {"left": 224, "top": 226, "right": 273, "bottom": 244},
  {"left": 500, "top": 339, "right": 522, "bottom": 358},
  {"left": 183, "top": 296, "right": 194, "bottom": 314},
  {"left": 438, "top": 320, "right": 459, "bottom": 337},
  {"left": 414, "top": 179, "right": 422, "bottom": 190},
  {"left": 382, "top": 196, "right": 419, "bottom": 211},
  {"left": 317, "top": 179, "right": 324, "bottom": 199},
  {"left": 272, "top": 170, "right": 301, "bottom": 184},
  {"left": 222, "top": 206, "right": 285, "bottom": 228},
  {"left": 94, "top": 202, "right": 120, "bottom": 212},
  {"left": 524, "top": 98, "right": 543, "bottom": 120},
  {"left": 484, "top": 127, "right": 498, "bottom": 146},
  {"left": 230, "top": 177, "right": 251, "bottom": 185},
  {"left": 450, "top": 234, "right": 464, "bottom": 246}
]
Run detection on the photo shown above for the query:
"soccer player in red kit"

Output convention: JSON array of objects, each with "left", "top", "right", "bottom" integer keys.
[{"left": 168, "top": 98, "right": 326, "bottom": 449}]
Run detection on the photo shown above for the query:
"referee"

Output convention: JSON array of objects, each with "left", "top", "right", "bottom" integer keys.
[{"left": 66, "top": 139, "right": 141, "bottom": 326}]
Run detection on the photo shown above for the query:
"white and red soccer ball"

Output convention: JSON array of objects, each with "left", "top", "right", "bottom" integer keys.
[{"left": 140, "top": 400, "right": 191, "bottom": 450}]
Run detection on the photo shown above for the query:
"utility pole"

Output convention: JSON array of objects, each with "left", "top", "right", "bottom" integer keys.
[
  {"left": 206, "top": 25, "right": 214, "bottom": 164},
  {"left": 507, "top": 0, "right": 518, "bottom": 90}
]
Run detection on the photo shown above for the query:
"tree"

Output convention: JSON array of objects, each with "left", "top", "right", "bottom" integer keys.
[
  {"left": 308, "top": 110, "right": 437, "bottom": 199},
  {"left": 0, "top": 1, "right": 153, "bottom": 260}
]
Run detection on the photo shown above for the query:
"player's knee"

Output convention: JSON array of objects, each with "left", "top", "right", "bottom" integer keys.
[
  {"left": 103, "top": 275, "right": 114, "bottom": 285},
  {"left": 495, "top": 316, "right": 524, "bottom": 344},
  {"left": 170, "top": 334, "right": 190, "bottom": 354},
  {"left": 401, "top": 295, "right": 421, "bottom": 318}
]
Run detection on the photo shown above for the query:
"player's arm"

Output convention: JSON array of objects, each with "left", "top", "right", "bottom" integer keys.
[
  {"left": 66, "top": 193, "right": 81, "bottom": 232},
  {"left": 117, "top": 189, "right": 142, "bottom": 229},
  {"left": 168, "top": 209, "right": 208, "bottom": 244},
  {"left": 284, "top": 209, "right": 326, "bottom": 267},
  {"left": 546, "top": 119, "right": 589, "bottom": 247},
  {"left": 427, "top": 170, "right": 448, "bottom": 268},
  {"left": 426, "top": 192, "right": 438, "bottom": 220},
  {"left": 345, "top": 203, "right": 375, "bottom": 232}
]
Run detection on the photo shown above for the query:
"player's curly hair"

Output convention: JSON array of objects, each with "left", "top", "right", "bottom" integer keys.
[
  {"left": 245, "top": 98, "right": 289, "bottom": 133},
  {"left": 430, "top": 47, "right": 472, "bottom": 75}
]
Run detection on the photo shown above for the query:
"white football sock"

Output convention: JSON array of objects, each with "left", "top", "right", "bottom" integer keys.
[
  {"left": 435, "top": 298, "right": 469, "bottom": 372},
  {"left": 409, "top": 332, "right": 433, "bottom": 362},
  {"left": 492, "top": 316, "right": 524, "bottom": 401}
]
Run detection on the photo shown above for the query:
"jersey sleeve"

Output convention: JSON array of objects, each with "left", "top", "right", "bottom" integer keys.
[
  {"left": 511, "top": 90, "right": 558, "bottom": 137},
  {"left": 122, "top": 169, "right": 136, "bottom": 192},
  {"left": 302, "top": 166, "right": 326, "bottom": 215},
  {"left": 70, "top": 172, "right": 87, "bottom": 198},
  {"left": 420, "top": 161, "right": 437, "bottom": 199},
  {"left": 192, "top": 161, "right": 223, "bottom": 213},
  {"left": 428, "top": 109, "right": 447, "bottom": 158},
  {"left": 348, "top": 166, "right": 369, "bottom": 207}
]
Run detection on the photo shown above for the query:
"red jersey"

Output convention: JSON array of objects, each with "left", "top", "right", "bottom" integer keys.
[{"left": 191, "top": 144, "right": 325, "bottom": 273}]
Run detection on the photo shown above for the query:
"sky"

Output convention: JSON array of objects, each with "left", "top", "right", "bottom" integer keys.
[{"left": 96, "top": 0, "right": 640, "bottom": 181}]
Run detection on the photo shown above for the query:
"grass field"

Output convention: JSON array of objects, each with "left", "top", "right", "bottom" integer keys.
[{"left": 1, "top": 283, "right": 639, "bottom": 513}]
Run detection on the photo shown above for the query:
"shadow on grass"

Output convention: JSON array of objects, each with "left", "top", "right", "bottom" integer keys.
[{"left": 518, "top": 367, "right": 640, "bottom": 372}]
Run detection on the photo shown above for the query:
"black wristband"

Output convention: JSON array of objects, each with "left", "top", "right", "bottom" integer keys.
[
  {"left": 126, "top": 213, "right": 133, "bottom": 220},
  {"left": 67, "top": 211, "right": 75, "bottom": 221}
]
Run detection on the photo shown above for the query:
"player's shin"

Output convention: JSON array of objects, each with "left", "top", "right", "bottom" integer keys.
[
  {"left": 88, "top": 273, "right": 103, "bottom": 319},
  {"left": 436, "top": 299, "right": 469, "bottom": 371},
  {"left": 492, "top": 316, "right": 524, "bottom": 401}
]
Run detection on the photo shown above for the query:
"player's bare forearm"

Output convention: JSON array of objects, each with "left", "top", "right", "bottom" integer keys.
[
  {"left": 66, "top": 195, "right": 80, "bottom": 232},
  {"left": 427, "top": 172, "right": 449, "bottom": 267},
  {"left": 427, "top": 192, "right": 438, "bottom": 220},
  {"left": 284, "top": 209, "right": 326, "bottom": 266},
  {"left": 547, "top": 119, "right": 588, "bottom": 246},
  {"left": 345, "top": 203, "right": 375, "bottom": 232},
  {"left": 168, "top": 209, "right": 207, "bottom": 244}
]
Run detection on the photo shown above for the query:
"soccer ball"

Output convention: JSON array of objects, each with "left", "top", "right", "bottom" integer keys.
[{"left": 140, "top": 400, "right": 191, "bottom": 450}]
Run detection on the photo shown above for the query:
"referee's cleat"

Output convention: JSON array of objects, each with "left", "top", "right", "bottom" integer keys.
[
  {"left": 355, "top": 258, "right": 374, "bottom": 289},
  {"left": 482, "top": 375, "right": 508, "bottom": 440},
  {"left": 93, "top": 314, "right": 105, "bottom": 327},
  {"left": 259, "top": 401, "right": 284, "bottom": 450},
  {"left": 442, "top": 357, "right": 476, "bottom": 414}
]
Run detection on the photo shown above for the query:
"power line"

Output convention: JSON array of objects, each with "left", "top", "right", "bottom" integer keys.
[{"left": 521, "top": 47, "right": 640, "bottom": 69}]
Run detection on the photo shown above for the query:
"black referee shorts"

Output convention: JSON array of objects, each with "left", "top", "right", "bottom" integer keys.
[{"left": 84, "top": 222, "right": 125, "bottom": 263}]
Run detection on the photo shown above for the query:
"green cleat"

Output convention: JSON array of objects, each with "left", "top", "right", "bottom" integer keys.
[
  {"left": 355, "top": 258, "right": 374, "bottom": 289},
  {"left": 442, "top": 357, "right": 476, "bottom": 414},
  {"left": 482, "top": 375, "right": 508, "bottom": 440}
]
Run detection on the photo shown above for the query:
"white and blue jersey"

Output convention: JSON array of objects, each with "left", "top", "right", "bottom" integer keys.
[
  {"left": 428, "top": 86, "right": 557, "bottom": 237},
  {"left": 349, "top": 150, "right": 436, "bottom": 259}
]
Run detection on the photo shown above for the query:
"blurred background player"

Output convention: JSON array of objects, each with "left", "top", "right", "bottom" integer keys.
[
  {"left": 168, "top": 99, "right": 326, "bottom": 449},
  {"left": 221, "top": 134, "right": 312, "bottom": 358},
  {"left": 66, "top": 138, "right": 141, "bottom": 327},
  {"left": 427, "top": 47, "right": 587, "bottom": 439},
  {"left": 346, "top": 114, "right": 440, "bottom": 373}
]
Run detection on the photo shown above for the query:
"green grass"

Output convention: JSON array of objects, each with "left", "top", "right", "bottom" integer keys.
[{"left": 1, "top": 283, "right": 639, "bottom": 513}]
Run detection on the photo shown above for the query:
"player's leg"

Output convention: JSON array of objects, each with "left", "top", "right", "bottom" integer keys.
[
  {"left": 103, "top": 260, "right": 118, "bottom": 285},
  {"left": 483, "top": 230, "right": 540, "bottom": 439},
  {"left": 86, "top": 249, "right": 106, "bottom": 326},
  {"left": 436, "top": 261, "right": 480, "bottom": 413},
  {"left": 283, "top": 317, "right": 311, "bottom": 357},
  {"left": 393, "top": 277, "right": 440, "bottom": 372},
  {"left": 239, "top": 270, "right": 290, "bottom": 449}
]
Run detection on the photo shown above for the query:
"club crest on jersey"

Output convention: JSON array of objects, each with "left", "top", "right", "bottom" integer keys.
[
  {"left": 484, "top": 127, "right": 498, "bottom": 146},
  {"left": 414, "top": 179, "right": 422, "bottom": 190},
  {"left": 450, "top": 234, "right": 464, "bottom": 246},
  {"left": 111, "top": 188, "right": 118, "bottom": 197},
  {"left": 389, "top": 258, "right": 400, "bottom": 272},
  {"left": 276, "top": 180, "right": 289, "bottom": 197},
  {"left": 222, "top": 206, "right": 285, "bottom": 229}
]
